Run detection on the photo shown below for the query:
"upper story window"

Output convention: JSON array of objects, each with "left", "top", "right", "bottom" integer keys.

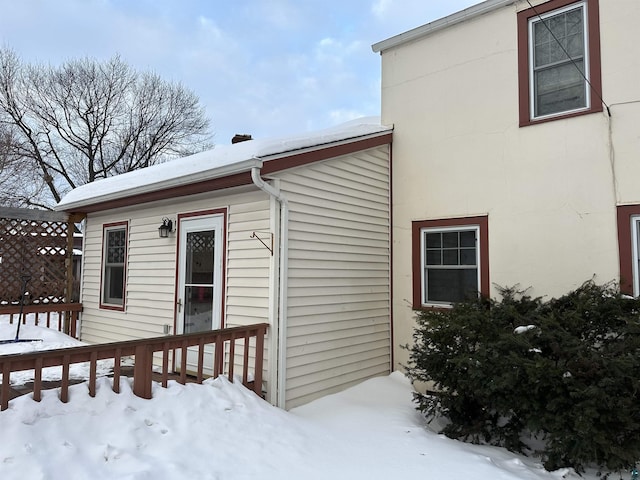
[
  {"left": 101, "top": 222, "right": 128, "bottom": 310},
  {"left": 518, "top": 0, "right": 602, "bottom": 126},
  {"left": 412, "top": 216, "right": 489, "bottom": 308}
]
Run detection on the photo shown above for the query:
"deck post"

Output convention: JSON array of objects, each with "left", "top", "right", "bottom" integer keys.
[
  {"left": 253, "top": 326, "right": 265, "bottom": 396},
  {"left": 1, "top": 362, "right": 11, "bottom": 411},
  {"left": 133, "top": 344, "right": 153, "bottom": 399}
]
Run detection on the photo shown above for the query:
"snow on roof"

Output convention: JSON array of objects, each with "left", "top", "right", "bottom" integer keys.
[{"left": 55, "top": 117, "right": 391, "bottom": 212}]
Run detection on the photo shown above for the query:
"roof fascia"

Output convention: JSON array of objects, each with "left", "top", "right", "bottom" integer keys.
[
  {"left": 372, "top": 0, "right": 516, "bottom": 53},
  {"left": 260, "top": 130, "right": 393, "bottom": 175}
]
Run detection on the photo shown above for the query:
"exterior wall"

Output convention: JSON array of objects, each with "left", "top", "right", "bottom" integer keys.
[
  {"left": 381, "top": 1, "right": 640, "bottom": 368},
  {"left": 276, "top": 145, "right": 391, "bottom": 408},
  {"left": 80, "top": 187, "right": 272, "bottom": 370}
]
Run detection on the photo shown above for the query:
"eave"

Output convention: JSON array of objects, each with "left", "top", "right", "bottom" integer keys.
[{"left": 371, "top": 0, "right": 516, "bottom": 53}]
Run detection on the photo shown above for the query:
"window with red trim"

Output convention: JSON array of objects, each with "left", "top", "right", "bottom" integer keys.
[
  {"left": 101, "top": 222, "right": 128, "bottom": 310},
  {"left": 517, "top": 0, "right": 602, "bottom": 126},
  {"left": 617, "top": 206, "right": 640, "bottom": 296},
  {"left": 412, "top": 216, "right": 489, "bottom": 308}
]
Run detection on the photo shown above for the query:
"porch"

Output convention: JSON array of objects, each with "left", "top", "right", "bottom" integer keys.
[{"left": 0, "top": 323, "right": 268, "bottom": 411}]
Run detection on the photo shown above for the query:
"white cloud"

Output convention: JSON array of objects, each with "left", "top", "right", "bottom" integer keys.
[
  {"left": 371, "top": 0, "right": 393, "bottom": 18},
  {"left": 0, "top": 0, "right": 481, "bottom": 146}
]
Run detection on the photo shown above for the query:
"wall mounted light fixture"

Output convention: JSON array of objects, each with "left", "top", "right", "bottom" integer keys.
[{"left": 158, "top": 218, "right": 173, "bottom": 238}]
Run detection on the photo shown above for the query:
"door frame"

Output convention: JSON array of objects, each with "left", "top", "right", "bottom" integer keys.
[{"left": 174, "top": 208, "right": 228, "bottom": 334}]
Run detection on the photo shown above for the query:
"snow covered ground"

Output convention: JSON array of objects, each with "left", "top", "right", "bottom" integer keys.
[{"left": 0, "top": 325, "right": 615, "bottom": 480}]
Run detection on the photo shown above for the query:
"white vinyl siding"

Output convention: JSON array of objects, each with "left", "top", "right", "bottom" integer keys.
[
  {"left": 78, "top": 142, "right": 391, "bottom": 407},
  {"left": 277, "top": 145, "right": 391, "bottom": 408},
  {"left": 80, "top": 190, "right": 271, "bottom": 344}
]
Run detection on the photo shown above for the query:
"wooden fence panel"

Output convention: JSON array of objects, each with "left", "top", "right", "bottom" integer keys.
[{"left": 0, "top": 215, "right": 68, "bottom": 304}]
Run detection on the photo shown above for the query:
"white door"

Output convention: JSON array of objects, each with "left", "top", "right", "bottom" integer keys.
[{"left": 176, "top": 214, "right": 224, "bottom": 373}]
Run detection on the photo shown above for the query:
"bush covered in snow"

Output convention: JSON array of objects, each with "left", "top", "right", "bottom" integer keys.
[{"left": 405, "top": 281, "right": 640, "bottom": 473}]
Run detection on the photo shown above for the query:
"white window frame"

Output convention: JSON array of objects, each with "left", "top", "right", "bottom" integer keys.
[
  {"left": 420, "top": 225, "right": 481, "bottom": 306},
  {"left": 102, "top": 224, "right": 127, "bottom": 307},
  {"left": 528, "top": 1, "right": 590, "bottom": 120},
  {"left": 631, "top": 216, "right": 640, "bottom": 297}
]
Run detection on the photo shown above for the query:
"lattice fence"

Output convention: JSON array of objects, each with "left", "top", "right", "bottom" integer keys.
[{"left": 0, "top": 208, "right": 70, "bottom": 304}]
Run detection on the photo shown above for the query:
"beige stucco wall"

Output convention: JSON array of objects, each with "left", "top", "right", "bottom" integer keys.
[{"left": 380, "top": 0, "right": 640, "bottom": 368}]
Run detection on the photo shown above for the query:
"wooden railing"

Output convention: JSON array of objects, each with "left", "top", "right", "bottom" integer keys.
[
  {"left": 0, "top": 303, "right": 83, "bottom": 339},
  {"left": 0, "top": 323, "right": 268, "bottom": 411}
]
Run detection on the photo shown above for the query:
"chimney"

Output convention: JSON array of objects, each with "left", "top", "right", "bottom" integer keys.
[{"left": 231, "top": 134, "right": 252, "bottom": 144}]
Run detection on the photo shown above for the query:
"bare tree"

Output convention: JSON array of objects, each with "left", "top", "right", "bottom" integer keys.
[
  {"left": 0, "top": 125, "right": 47, "bottom": 207},
  {"left": 0, "top": 48, "right": 212, "bottom": 208}
]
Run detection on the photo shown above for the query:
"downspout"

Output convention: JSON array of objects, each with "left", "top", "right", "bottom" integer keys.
[{"left": 251, "top": 165, "right": 289, "bottom": 409}]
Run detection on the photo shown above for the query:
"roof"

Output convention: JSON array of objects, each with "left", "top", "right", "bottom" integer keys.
[
  {"left": 371, "top": 0, "right": 516, "bottom": 53},
  {"left": 55, "top": 117, "right": 392, "bottom": 213}
]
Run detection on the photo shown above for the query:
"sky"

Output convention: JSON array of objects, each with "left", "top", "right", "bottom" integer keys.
[
  {"left": 0, "top": 325, "right": 599, "bottom": 480},
  {"left": 0, "top": 0, "right": 479, "bottom": 146}
]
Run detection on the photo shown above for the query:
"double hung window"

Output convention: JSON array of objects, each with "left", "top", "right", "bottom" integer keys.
[
  {"left": 412, "top": 217, "right": 489, "bottom": 308},
  {"left": 518, "top": 0, "right": 601, "bottom": 125},
  {"left": 101, "top": 222, "right": 128, "bottom": 309},
  {"left": 422, "top": 227, "right": 479, "bottom": 304},
  {"left": 530, "top": 3, "right": 587, "bottom": 117}
]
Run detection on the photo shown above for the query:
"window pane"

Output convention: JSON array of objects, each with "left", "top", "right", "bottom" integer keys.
[
  {"left": 185, "top": 230, "right": 215, "bottom": 285},
  {"left": 535, "top": 61, "right": 586, "bottom": 116},
  {"left": 460, "top": 247, "right": 477, "bottom": 266},
  {"left": 183, "top": 286, "right": 213, "bottom": 334},
  {"left": 426, "top": 249, "right": 441, "bottom": 265},
  {"left": 442, "top": 232, "right": 458, "bottom": 248},
  {"left": 105, "top": 265, "right": 124, "bottom": 302},
  {"left": 107, "top": 230, "right": 125, "bottom": 264},
  {"left": 426, "top": 268, "right": 478, "bottom": 303},
  {"left": 425, "top": 233, "right": 441, "bottom": 248},
  {"left": 460, "top": 230, "right": 476, "bottom": 247},
  {"left": 443, "top": 249, "right": 458, "bottom": 265}
]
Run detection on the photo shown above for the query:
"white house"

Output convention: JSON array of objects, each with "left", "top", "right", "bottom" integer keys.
[{"left": 56, "top": 118, "right": 393, "bottom": 409}]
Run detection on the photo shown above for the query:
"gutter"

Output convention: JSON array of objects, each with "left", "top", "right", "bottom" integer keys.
[
  {"left": 251, "top": 165, "right": 289, "bottom": 409},
  {"left": 372, "top": 0, "right": 516, "bottom": 53},
  {"left": 55, "top": 158, "right": 263, "bottom": 212}
]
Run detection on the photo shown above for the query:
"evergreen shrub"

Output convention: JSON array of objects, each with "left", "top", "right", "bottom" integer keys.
[{"left": 405, "top": 281, "right": 640, "bottom": 473}]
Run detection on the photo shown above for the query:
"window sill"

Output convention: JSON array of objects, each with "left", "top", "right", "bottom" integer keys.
[
  {"left": 414, "top": 303, "right": 454, "bottom": 312},
  {"left": 519, "top": 104, "right": 603, "bottom": 128},
  {"left": 99, "top": 303, "right": 126, "bottom": 312}
]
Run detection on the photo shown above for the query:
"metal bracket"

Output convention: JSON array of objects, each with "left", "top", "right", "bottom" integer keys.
[{"left": 250, "top": 231, "right": 273, "bottom": 255}]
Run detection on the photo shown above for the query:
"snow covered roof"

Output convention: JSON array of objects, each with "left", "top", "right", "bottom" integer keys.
[{"left": 55, "top": 117, "right": 391, "bottom": 212}]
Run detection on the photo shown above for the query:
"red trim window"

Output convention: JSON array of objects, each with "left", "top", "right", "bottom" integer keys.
[
  {"left": 100, "top": 221, "right": 128, "bottom": 310},
  {"left": 412, "top": 216, "right": 489, "bottom": 308},
  {"left": 617, "top": 206, "right": 640, "bottom": 296},
  {"left": 517, "top": 0, "right": 602, "bottom": 126}
]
